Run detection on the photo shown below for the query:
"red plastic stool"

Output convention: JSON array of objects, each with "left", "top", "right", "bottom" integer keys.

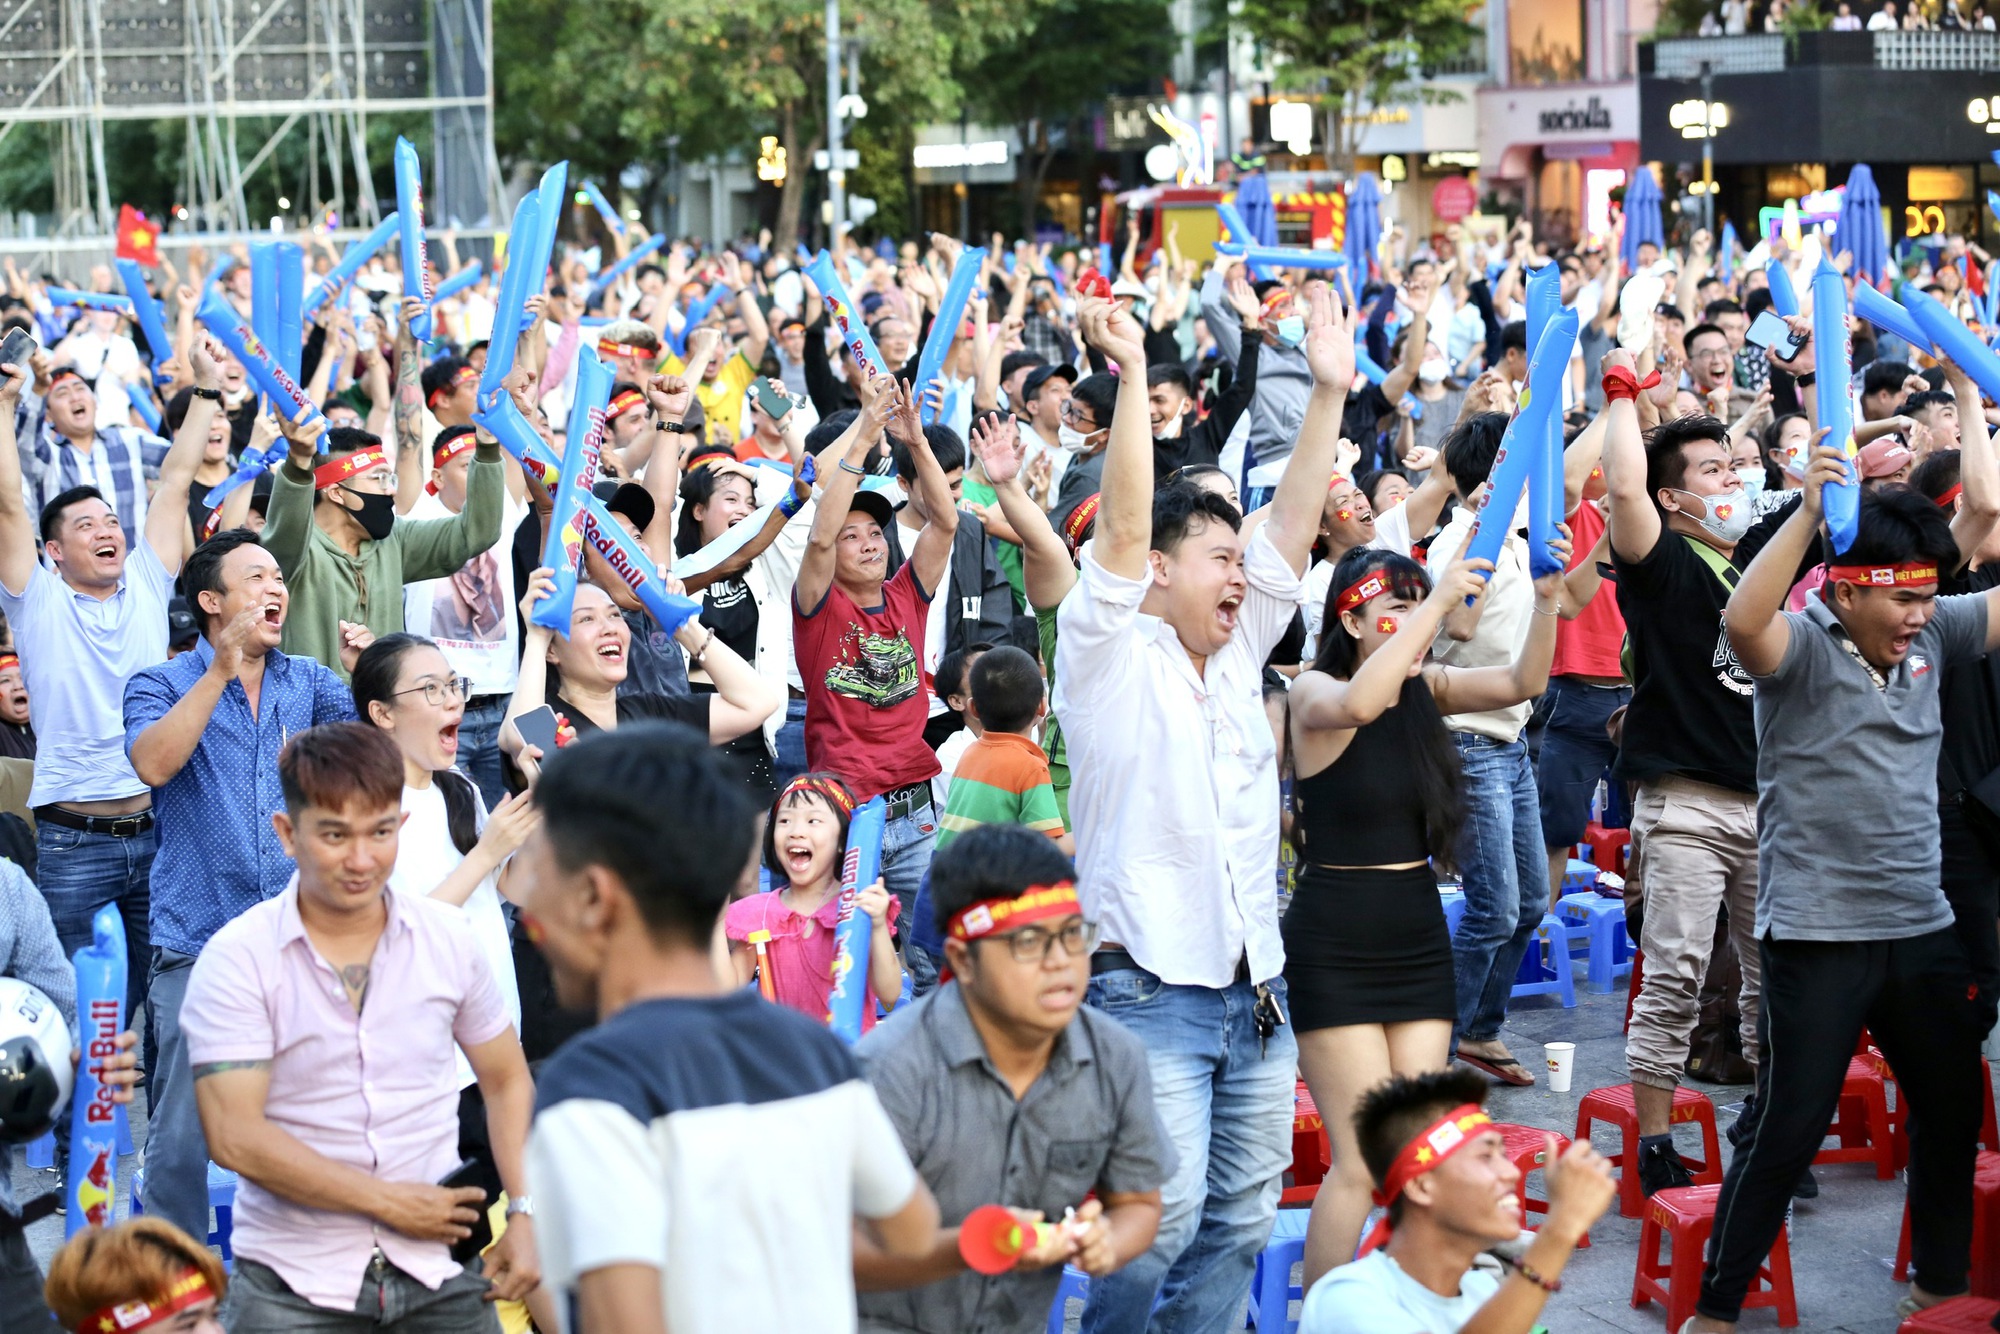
[
  {"left": 1576, "top": 1082, "right": 1723, "bottom": 1219},
  {"left": 1812, "top": 1057, "right": 1896, "bottom": 1179},
  {"left": 1900, "top": 1296, "right": 2000, "bottom": 1331},
  {"left": 1493, "top": 1122, "right": 1589, "bottom": 1248},
  {"left": 1283, "top": 1081, "right": 1331, "bottom": 1207},
  {"left": 1582, "top": 820, "right": 1631, "bottom": 875},
  {"left": 1869, "top": 1052, "right": 2000, "bottom": 1171},
  {"left": 1631, "top": 1184, "right": 1798, "bottom": 1331},
  {"left": 1894, "top": 1150, "right": 2000, "bottom": 1294}
]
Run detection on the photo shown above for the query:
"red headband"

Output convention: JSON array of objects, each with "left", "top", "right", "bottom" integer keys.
[
  {"left": 596, "top": 338, "right": 659, "bottom": 363},
  {"left": 1334, "top": 572, "right": 1391, "bottom": 616},
  {"left": 605, "top": 389, "right": 646, "bottom": 421},
  {"left": 1064, "top": 493, "right": 1101, "bottom": 554},
  {"left": 0, "top": 654, "right": 19, "bottom": 672},
  {"left": 1936, "top": 484, "right": 1964, "bottom": 509},
  {"left": 780, "top": 776, "right": 854, "bottom": 817},
  {"left": 425, "top": 432, "right": 478, "bottom": 494},
  {"left": 314, "top": 447, "right": 390, "bottom": 490},
  {"left": 81, "top": 1268, "right": 215, "bottom": 1333},
  {"left": 1825, "top": 562, "right": 1939, "bottom": 587},
  {"left": 946, "top": 882, "right": 1083, "bottom": 942},
  {"left": 425, "top": 365, "right": 477, "bottom": 409},
  {"left": 1357, "top": 1104, "right": 1496, "bottom": 1255}
]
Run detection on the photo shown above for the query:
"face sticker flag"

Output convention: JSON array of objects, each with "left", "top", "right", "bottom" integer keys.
[{"left": 1377, "top": 616, "right": 1398, "bottom": 634}]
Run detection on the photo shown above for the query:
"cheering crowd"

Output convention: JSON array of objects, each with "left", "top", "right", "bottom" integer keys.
[{"left": 0, "top": 201, "right": 1997, "bottom": 1334}]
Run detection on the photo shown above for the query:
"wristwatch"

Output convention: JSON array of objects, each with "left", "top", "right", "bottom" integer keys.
[
  {"left": 506, "top": 1195, "right": 534, "bottom": 1218},
  {"left": 1795, "top": 371, "right": 1817, "bottom": 388},
  {"left": 658, "top": 418, "right": 690, "bottom": 433},
  {"left": 191, "top": 386, "right": 222, "bottom": 401}
]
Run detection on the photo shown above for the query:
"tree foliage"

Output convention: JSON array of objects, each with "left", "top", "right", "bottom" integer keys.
[{"left": 1233, "top": 0, "right": 1478, "bottom": 172}]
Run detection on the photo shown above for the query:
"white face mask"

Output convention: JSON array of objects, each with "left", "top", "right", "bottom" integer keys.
[
  {"left": 1734, "top": 467, "right": 1766, "bottom": 499},
  {"left": 1674, "top": 487, "right": 1755, "bottom": 542},
  {"left": 1418, "top": 359, "right": 1449, "bottom": 385},
  {"left": 1058, "top": 423, "right": 1096, "bottom": 454}
]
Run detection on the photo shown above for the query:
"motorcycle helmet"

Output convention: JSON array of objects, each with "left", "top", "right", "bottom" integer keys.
[{"left": 0, "top": 977, "right": 73, "bottom": 1143}]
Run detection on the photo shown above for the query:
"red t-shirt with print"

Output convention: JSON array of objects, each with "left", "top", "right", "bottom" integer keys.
[
  {"left": 1551, "top": 498, "right": 1627, "bottom": 679},
  {"left": 793, "top": 562, "right": 941, "bottom": 799}
]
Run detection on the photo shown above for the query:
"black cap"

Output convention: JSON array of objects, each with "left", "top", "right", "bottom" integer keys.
[
  {"left": 167, "top": 596, "right": 199, "bottom": 649},
  {"left": 601, "top": 481, "right": 656, "bottom": 533},
  {"left": 1022, "top": 363, "right": 1078, "bottom": 401},
  {"left": 846, "top": 488, "right": 896, "bottom": 530}
]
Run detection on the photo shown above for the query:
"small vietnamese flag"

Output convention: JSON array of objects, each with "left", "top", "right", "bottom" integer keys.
[{"left": 115, "top": 204, "right": 160, "bottom": 268}]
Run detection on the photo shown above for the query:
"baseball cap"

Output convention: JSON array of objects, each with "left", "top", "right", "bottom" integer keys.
[
  {"left": 1857, "top": 438, "right": 1915, "bottom": 480},
  {"left": 845, "top": 488, "right": 896, "bottom": 531},
  {"left": 1022, "top": 364, "right": 1079, "bottom": 401},
  {"left": 597, "top": 480, "right": 656, "bottom": 532},
  {"left": 1111, "top": 278, "right": 1149, "bottom": 301}
]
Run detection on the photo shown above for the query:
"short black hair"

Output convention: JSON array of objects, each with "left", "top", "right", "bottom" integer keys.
[
  {"left": 1703, "top": 298, "right": 1744, "bottom": 322},
  {"left": 1151, "top": 478, "right": 1242, "bottom": 555},
  {"left": 969, "top": 645, "right": 1044, "bottom": 735},
  {"left": 1743, "top": 287, "right": 1775, "bottom": 319},
  {"left": 1682, "top": 322, "right": 1729, "bottom": 357},
  {"left": 536, "top": 723, "right": 759, "bottom": 947},
  {"left": 891, "top": 424, "right": 967, "bottom": 483},
  {"left": 1644, "top": 413, "right": 1730, "bottom": 501},
  {"left": 1499, "top": 320, "right": 1527, "bottom": 355},
  {"left": 1357, "top": 468, "right": 1409, "bottom": 510},
  {"left": 999, "top": 351, "right": 1045, "bottom": 383},
  {"left": 39, "top": 485, "right": 108, "bottom": 546},
  {"left": 419, "top": 355, "right": 470, "bottom": 405},
  {"left": 804, "top": 409, "right": 858, "bottom": 456},
  {"left": 1068, "top": 373, "right": 1119, "bottom": 431},
  {"left": 1863, "top": 360, "right": 1917, "bottom": 400},
  {"left": 180, "top": 529, "right": 264, "bottom": 634},
  {"left": 1911, "top": 447, "right": 1962, "bottom": 504},
  {"left": 1904, "top": 389, "right": 1956, "bottom": 420},
  {"left": 1838, "top": 485, "right": 1960, "bottom": 573},
  {"left": 1147, "top": 364, "right": 1195, "bottom": 399},
  {"left": 1441, "top": 411, "right": 1508, "bottom": 493},
  {"left": 928, "top": 822, "right": 1076, "bottom": 937},
  {"left": 1354, "top": 1067, "right": 1493, "bottom": 1227},
  {"left": 1005, "top": 613, "right": 1043, "bottom": 662},
  {"left": 934, "top": 642, "right": 991, "bottom": 707}
]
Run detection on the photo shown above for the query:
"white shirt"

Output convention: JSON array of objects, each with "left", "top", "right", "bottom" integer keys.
[
  {"left": 1867, "top": 8, "right": 1897, "bottom": 27},
  {"left": 931, "top": 726, "right": 978, "bottom": 809},
  {"left": 402, "top": 490, "right": 528, "bottom": 698},
  {"left": 1425, "top": 505, "right": 1534, "bottom": 742},
  {"left": 1299, "top": 1250, "right": 1501, "bottom": 1334},
  {"left": 1054, "top": 528, "right": 1300, "bottom": 988},
  {"left": 388, "top": 780, "right": 521, "bottom": 1089}
]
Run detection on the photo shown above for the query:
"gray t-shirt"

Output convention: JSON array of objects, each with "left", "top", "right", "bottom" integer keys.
[
  {"left": 1752, "top": 591, "right": 1989, "bottom": 940},
  {"left": 855, "top": 982, "right": 1175, "bottom": 1334}
]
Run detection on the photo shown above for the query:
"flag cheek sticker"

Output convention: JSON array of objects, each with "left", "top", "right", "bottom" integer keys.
[{"left": 1377, "top": 616, "right": 1399, "bottom": 634}]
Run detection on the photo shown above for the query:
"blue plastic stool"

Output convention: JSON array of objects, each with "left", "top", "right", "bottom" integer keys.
[
  {"left": 1561, "top": 857, "right": 1600, "bottom": 894},
  {"left": 132, "top": 1161, "right": 237, "bottom": 1263},
  {"left": 1245, "top": 1206, "right": 1310, "bottom": 1329},
  {"left": 1440, "top": 889, "right": 1467, "bottom": 939},
  {"left": 1510, "top": 913, "right": 1577, "bottom": 1008},
  {"left": 1046, "top": 1265, "right": 1089, "bottom": 1334},
  {"left": 1557, "top": 891, "right": 1634, "bottom": 994},
  {"left": 25, "top": 1130, "right": 52, "bottom": 1169}
]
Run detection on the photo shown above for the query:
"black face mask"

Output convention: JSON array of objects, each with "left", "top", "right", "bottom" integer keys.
[{"left": 341, "top": 487, "right": 396, "bottom": 542}]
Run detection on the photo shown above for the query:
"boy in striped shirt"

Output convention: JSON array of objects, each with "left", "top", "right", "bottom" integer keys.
[{"left": 936, "top": 646, "right": 1072, "bottom": 856}]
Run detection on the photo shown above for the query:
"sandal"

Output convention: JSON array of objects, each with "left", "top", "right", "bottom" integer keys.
[{"left": 1458, "top": 1048, "right": 1537, "bottom": 1087}]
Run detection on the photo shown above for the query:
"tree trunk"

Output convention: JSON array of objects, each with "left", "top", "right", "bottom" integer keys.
[
  {"left": 1016, "top": 120, "right": 1054, "bottom": 239},
  {"left": 774, "top": 102, "right": 821, "bottom": 252}
]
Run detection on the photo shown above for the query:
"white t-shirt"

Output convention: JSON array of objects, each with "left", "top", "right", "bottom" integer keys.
[
  {"left": 389, "top": 779, "right": 520, "bottom": 1089},
  {"left": 931, "top": 726, "right": 977, "bottom": 809},
  {"left": 402, "top": 491, "right": 528, "bottom": 698},
  {"left": 1300, "top": 502, "right": 1417, "bottom": 658},
  {"left": 58, "top": 327, "right": 145, "bottom": 430},
  {"left": 1299, "top": 1250, "right": 1501, "bottom": 1334}
]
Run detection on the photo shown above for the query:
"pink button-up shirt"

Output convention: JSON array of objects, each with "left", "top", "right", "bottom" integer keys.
[{"left": 181, "top": 877, "right": 512, "bottom": 1310}]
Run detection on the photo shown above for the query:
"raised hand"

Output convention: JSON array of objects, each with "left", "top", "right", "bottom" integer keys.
[
  {"left": 885, "top": 378, "right": 925, "bottom": 447},
  {"left": 1302, "top": 282, "right": 1356, "bottom": 390},
  {"left": 647, "top": 373, "right": 693, "bottom": 422},
  {"left": 971, "top": 412, "right": 1024, "bottom": 485}
]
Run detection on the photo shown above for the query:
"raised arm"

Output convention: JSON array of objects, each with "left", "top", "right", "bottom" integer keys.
[
  {"left": 1264, "top": 283, "right": 1356, "bottom": 574},
  {"left": 1725, "top": 436, "right": 1840, "bottom": 677},
  {"left": 677, "top": 617, "right": 782, "bottom": 742},
  {"left": 1432, "top": 530, "right": 1570, "bottom": 712},
  {"left": 1944, "top": 357, "right": 2000, "bottom": 566},
  {"left": 1075, "top": 297, "right": 1152, "bottom": 579},
  {"left": 1562, "top": 409, "right": 1610, "bottom": 515},
  {"left": 145, "top": 334, "right": 228, "bottom": 573},
  {"left": 1379, "top": 273, "right": 1430, "bottom": 404},
  {"left": 795, "top": 379, "right": 894, "bottom": 613},
  {"left": 1598, "top": 348, "right": 1662, "bottom": 562},
  {"left": 725, "top": 253, "right": 770, "bottom": 369},
  {"left": 1292, "top": 553, "right": 1490, "bottom": 732},
  {"left": 392, "top": 295, "right": 425, "bottom": 474},
  {"left": 972, "top": 412, "right": 1075, "bottom": 609},
  {"left": 885, "top": 380, "right": 958, "bottom": 597},
  {"left": 0, "top": 367, "right": 41, "bottom": 596}
]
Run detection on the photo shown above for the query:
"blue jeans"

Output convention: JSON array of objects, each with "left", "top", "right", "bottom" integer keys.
[
  {"left": 772, "top": 697, "right": 809, "bottom": 789},
  {"left": 1449, "top": 733, "right": 1546, "bottom": 1043},
  {"left": 457, "top": 695, "right": 511, "bottom": 812},
  {"left": 1080, "top": 970, "right": 1296, "bottom": 1334},
  {"left": 37, "top": 820, "right": 154, "bottom": 1059},
  {"left": 881, "top": 801, "right": 938, "bottom": 994},
  {"left": 1535, "top": 678, "right": 1631, "bottom": 850},
  {"left": 140, "top": 948, "right": 210, "bottom": 1242}
]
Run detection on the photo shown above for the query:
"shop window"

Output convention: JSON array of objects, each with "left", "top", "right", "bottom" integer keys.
[{"left": 1510, "top": 0, "right": 1585, "bottom": 83}]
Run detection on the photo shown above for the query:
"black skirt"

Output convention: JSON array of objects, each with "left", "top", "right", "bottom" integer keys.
[{"left": 1281, "top": 863, "right": 1456, "bottom": 1031}]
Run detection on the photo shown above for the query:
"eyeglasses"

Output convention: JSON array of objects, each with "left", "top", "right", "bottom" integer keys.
[
  {"left": 981, "top": 918, "right": 1100, "bottom": 964},
  {"left": 391, "top": 675, "right": 472, "bottom": 707}
]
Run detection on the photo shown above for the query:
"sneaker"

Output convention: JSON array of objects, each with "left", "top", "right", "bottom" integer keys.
[
  {"left": 1638, "top": 1139, "right": 1695, "bottom": 1196},
  {"left": 51, "top": 1168, "right": 64, "bottom": 1215},
  {"left": 1793, "top": 1167, "right": 1818, "bottom": 1200}
]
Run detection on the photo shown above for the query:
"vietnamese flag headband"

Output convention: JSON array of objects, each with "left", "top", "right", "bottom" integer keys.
[
  {"left": 605, "top": 389, "right": 646, "bottom": 421},
  {"left": 425, "top": 364, "right": 477, "bottom": 409},
  {"left": 946, "top": 881, "right": 1083, "bottom": 943},
  {"left": 425, "top": 432, "right": 478, "bottom": 493},
  {"left": 597, "top": 337, "right": 658, "bottom": 363},
  {"left": 0, "top": 653, "right": 19, "bottom": 673},
  {"left": 1335, "top": 571, "right": 1391, "bottom": 616},
  {"left": 779, "top": 775, "right": 854, "bottom": 817},
  {"left": 1825, "top": 562, "right": 1939, "bottom": 587},
  {"left": 314, "top": 447, "right": 390, "bottom": 490},
  {"left": 81, "top": 1267, "right": 215, "bottom": 1333},
  {"left": 1357, "top": 1104, "right": 1495, "bottom": 1254}
]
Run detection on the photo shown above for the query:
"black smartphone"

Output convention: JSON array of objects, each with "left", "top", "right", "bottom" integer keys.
[
  {"left": 1746, "top": 309, "right": 1804, "bottom": 361},
  {"left": 753, "top": 378, "right": 793, "bottom": 423},
  {"left": 437, "top": 1158, "right": 494, "bottom": 1264},
  {"left": 515, "top": 704, "right": 560, "bottom": 758},
  {"left": 0, "top": 327, "right": 36, "bottom": 379}
]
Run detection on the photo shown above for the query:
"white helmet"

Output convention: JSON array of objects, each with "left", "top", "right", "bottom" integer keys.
[{"left": 0, "top": 977, "right": 72, "bottom": 1143}]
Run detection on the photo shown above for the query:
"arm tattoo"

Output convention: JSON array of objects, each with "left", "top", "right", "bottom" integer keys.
[
  {"left": 393, "top": 351, "right": 423, "bottom": 459},
  {"left": 192, "top": 1059, "right": 271, "bottom": 1081}
]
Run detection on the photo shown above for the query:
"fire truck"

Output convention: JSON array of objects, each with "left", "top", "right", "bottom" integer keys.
[{"left": 1101, "top": 175, "right": 1349, "bottom": 264}]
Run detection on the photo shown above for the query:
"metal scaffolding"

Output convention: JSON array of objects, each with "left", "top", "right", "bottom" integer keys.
[{"left": 0, "top": 0, "right": 499, "bottom": 249}]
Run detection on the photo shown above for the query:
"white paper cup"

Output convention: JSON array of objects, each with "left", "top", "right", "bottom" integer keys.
[{"left": 1545, "top": 1042, "right": 1577, "bottom": 1093}]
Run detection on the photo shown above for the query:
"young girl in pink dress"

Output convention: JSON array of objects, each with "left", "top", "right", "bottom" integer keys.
[{"left": 724, "top": 773, "right": 903, "bottom": 1031}]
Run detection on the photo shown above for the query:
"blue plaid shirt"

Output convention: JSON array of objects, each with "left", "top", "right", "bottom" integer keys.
[
  {"left": 123, "top": 641, "right": 355, "bottom": 956},
  {"left": 14, "top": 393, "right": 169, "bottom": 547}
]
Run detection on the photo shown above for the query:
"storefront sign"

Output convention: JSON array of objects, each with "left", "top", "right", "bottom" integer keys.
[{"left": 1433, "top": 175, "right": 1477, "bottom": 222}]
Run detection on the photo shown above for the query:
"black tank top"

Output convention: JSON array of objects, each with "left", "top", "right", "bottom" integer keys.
[{"left": 1292, "top": 687, "right": 1433, "bottom": 866}]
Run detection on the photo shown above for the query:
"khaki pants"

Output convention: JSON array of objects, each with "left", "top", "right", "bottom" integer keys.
[{"left": 1625, "top": 775, "right": 1762, "bottom": 1090}]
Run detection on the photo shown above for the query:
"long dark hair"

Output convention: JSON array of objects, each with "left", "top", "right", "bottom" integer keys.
[
  {"left": 350, "top": 632, "right": 479, "bottom": 856},
  {"left": 1309, "top": 547, "right": 1466, "bottom": 870}
]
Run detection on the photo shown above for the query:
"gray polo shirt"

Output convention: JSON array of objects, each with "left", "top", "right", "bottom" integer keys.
[
  {"left": 1752, "top": 589, "right": 1989, "bottom": 941},
  {"left": 854, "top": 982, "right": 1174, "bottom": 1334}
]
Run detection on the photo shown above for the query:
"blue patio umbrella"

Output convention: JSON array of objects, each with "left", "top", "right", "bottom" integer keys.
[
  {"left": 1346, "top": 173, "right": 1382, "bottom": 277},
  {"left": 1837, "top": 163, "right": 1889, "bottom": 287},
  {"left": 1235, "top": 170, "right": 1278, "bottom": 248},
  {"left": 1621, "top": 167, "right": 1665, "bottom": 268}
]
